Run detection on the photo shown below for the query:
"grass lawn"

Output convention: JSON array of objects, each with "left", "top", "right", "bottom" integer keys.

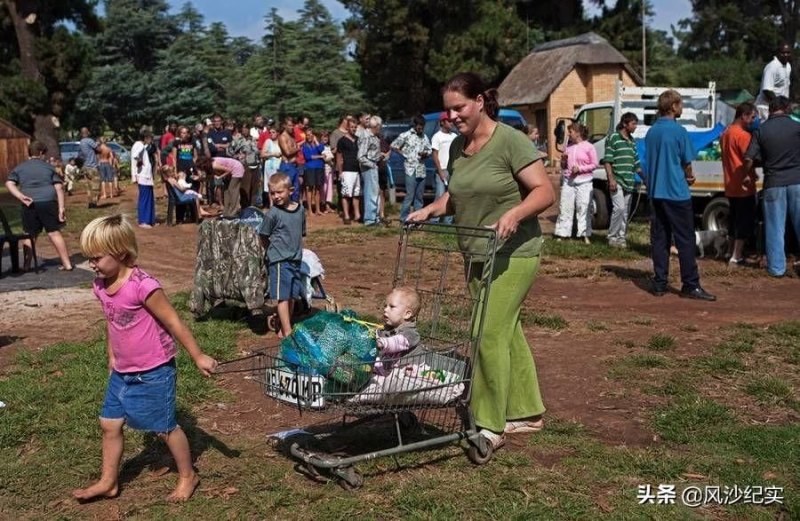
[{"left": 0, "top": 292, "right": 797, "bottom": 519}]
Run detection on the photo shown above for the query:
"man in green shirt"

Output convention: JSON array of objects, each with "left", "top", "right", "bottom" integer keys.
[{"left": 604, "top": 112, "right": 643, "bottom": 248}]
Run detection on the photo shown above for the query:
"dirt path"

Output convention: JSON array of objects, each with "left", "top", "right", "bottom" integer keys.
[{"left": 2, "top": 178, "right": 799, "bottom": 449}]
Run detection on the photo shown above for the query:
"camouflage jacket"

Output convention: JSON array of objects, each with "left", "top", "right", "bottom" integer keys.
[{"left": 190, "top": 218, "right": 266, "bottom": 316}]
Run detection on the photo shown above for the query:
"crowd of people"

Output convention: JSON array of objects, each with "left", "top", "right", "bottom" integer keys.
[{"left": 118, "top": 112, "right": 421, "bottom": 228}]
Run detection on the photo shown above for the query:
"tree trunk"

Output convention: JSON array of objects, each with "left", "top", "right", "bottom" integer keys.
[{"left": 4, "top": 0, "right": 60, "bottom": 154}]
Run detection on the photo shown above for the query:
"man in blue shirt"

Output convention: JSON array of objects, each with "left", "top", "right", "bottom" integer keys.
[
  {"left": 644, "top": 90, "right": 715, "bottom": 301},
  {"left": 208, "top": 113, "right": 232, "bottom": 157}
]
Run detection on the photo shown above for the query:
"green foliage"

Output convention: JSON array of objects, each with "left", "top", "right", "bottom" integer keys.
[
  {"left": 342, "top": 0, "right": 537, "bottom": 116},
  {"left": 0, "top": 0, "right": 97, "bottom": 137},
  {"left": 654, "top": 396, "right": 734, "bottom": 444},
  {"left": 646, "top": 334, "right": 675, "bottom": 351},
  {"left": 521, "top": 310, "right": 568, "bottom": 330}
]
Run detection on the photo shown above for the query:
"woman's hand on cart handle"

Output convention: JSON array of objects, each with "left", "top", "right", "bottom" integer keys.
[
  {"left": 406, "top": 207, "right": 431, "bottom": 223},
  {"left": 487, "top": 209, "right": 521, "bottom": 239},
  {"left": 195, "top": 354, "right": 219, "bottom": 377}
]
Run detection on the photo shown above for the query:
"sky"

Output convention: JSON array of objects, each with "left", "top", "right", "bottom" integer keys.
[{"left": 165, "top": 0, "right": 693, "bottom": 42}]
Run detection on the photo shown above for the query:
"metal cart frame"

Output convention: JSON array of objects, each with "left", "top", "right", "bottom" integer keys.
[{"left": 219, "top": 223, "right": 499, "bottom": 489}]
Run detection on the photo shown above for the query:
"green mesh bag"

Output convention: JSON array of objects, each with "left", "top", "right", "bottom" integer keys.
[{"left": 279, "top": 310, "right": 377, "bottom": 385}]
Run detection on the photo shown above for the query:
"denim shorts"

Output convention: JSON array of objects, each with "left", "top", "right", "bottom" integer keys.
[
  {"left": 100, "top": 359, "right": 177, "bottom": 433},
  {"left": 269, "top": 260, "right": 302, "bottom": 301}
]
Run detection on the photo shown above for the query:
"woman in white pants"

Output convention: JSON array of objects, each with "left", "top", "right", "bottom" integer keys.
[{"left": 554, "top": 123, "right": 598, "bottom": 243}]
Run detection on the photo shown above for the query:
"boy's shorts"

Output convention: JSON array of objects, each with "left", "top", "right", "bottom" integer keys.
[
  {"left": 100, "top": 359, "right": 178, "bottom": 433},
  {"left": 340, "top": 171, "right": 361, "bottom": 197},
  {"left": 21, "top": 200, "right": 63, "bottom": 235},
  {"left": 99, "top": 163, "right": 115, "bottom": 182},
  {"left": 269, "top": 260, "right": 302, "bottom": 301},
  {"left": 213, "top": 176, "right": 226, "bottom": 187}
]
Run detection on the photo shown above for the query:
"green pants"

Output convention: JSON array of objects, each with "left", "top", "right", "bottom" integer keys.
[{"left": 469, "top": 255, "right": 545, "bottom": 433}]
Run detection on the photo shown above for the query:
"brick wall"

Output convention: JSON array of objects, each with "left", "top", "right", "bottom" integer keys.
[
  {"left": 506, "top": 66, "right": 640, "bottom": 162},
  {"left": 545, "top": 68, "right": 588, "bottom": 159}
]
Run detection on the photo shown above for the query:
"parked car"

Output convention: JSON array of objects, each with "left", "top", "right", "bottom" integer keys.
[
  {"left": 107, "top": 141, "right": 131, "bottom": 164},
  {"left": 59, "top": 141, "right": 80, "bottom": 164},
  {"left": 385, "top": 109, "right": 529, "bottom": 194},
  {"left": 59, "top": 140, "right": 130, "bottom": 165}
]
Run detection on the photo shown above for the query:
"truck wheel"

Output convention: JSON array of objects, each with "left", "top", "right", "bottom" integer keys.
[
  {"left": 702, "top": 197, "right": 729, "bottom": 232},
  {"left": 592, "top": 187, "right": 610, "bottom": 230}
]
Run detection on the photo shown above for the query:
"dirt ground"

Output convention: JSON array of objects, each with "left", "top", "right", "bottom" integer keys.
[{"left": 2, "top": 177, "right": 799, "bottom": 451}]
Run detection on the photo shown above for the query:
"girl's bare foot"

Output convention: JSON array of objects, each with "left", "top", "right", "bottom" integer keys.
[
  {"left": 72, "top": 480, "right": 119, "bottom": 501},
  {"left": 167, "top": 474, "right": 200, "bottom": 502}
]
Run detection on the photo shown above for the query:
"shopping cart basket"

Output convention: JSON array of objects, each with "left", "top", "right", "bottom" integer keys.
[{"left": 216, "top": 222, "right": 498, "bottom": 489}]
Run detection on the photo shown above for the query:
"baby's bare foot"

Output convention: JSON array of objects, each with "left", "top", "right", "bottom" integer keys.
[
  {"left": 167, "top": 474, "right": 200, "bottom": 502},
  {"left": 72, "top": 480, "right": 118, "bottom": 501}
]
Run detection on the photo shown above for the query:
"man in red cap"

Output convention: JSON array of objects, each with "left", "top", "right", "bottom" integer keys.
[{"left": 431, "top": 112, "right": 456, "bottom": 223}]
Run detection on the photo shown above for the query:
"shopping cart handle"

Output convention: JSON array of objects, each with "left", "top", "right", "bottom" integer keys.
[{"left": 213, "top": 352, "right": 265, "bottom": 375}]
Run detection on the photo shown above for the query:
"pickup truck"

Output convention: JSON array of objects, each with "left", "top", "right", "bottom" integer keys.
[{"left": 556, "top": 81, "right": 757, "bottom": 232}]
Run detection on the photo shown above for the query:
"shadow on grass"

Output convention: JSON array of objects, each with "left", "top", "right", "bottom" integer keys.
[
  {"left": 273, "top": 411, "right": 465, "bottom": 485},
  {"left": 118, "top": 409, "right": 241, "bottom": 491}
]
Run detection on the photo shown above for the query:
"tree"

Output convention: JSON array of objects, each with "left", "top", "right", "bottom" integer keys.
[
  {"left": 676, "top": 0, "right": 800, "bottom": 95},
  {"left": 74, "top": 0, "right": 178, "bottom": 139},
  {"left": 230, "top": 1, "right": 365, "bottom": 129},
  {"left": 1, "top": 0, "right": 98, "bottom": 152},
  {"left": 342, "top": 0, "right": 535, "bottom": 117}
]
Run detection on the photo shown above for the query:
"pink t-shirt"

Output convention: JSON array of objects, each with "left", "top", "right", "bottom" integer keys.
[
  {"left": 93, "top": 267, "right": 176, "bottom": 373},
  {"left": 563, "top": 140, "right": 598, "bottom": 184},
  {"left": 214, "top": 156, "right": 245, "bottom": 178}
]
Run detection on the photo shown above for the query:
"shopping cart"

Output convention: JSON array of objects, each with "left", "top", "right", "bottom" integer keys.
[{"left": 217, "top": 223, "right": 499, "bottom": 489}]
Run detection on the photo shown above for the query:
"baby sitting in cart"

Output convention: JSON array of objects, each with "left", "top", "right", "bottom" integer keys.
[
  {"left": 349, "top": 287, "right": 465, "bottom": 406},
  {"left": 374, "top": 286, "right": 421, "bottom": 374}
]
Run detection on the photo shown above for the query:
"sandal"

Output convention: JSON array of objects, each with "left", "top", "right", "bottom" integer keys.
[
  {"left": 58, "top": 265, "right": 75, "bottom": 272},
  {"left": 267, "top": 313, "right": 280, "bottom": 333},
  {"left": 504, "top": 419, "right": 544, "bottom": 434},
  {"left": 478, "top": 429, "right": 506, "bottom": 450}
]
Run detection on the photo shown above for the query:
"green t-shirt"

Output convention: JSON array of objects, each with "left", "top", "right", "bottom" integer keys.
[
  {"left": 603, "top": 131, "right": 641, "bottom": 193},
  {"left": 448, "top": 122, "right": 546, "bottom": 257}
]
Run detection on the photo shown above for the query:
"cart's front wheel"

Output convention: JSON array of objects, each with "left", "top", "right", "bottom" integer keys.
[
  {"left": 467, "top": 437, "right": 494, "bottom": 465},
  {"left": 335, "top": 466, "right": 363, "bottom": 490}
]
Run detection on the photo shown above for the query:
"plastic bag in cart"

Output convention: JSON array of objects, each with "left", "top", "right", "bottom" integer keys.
[{"left": 279, "top": 310, "right": 377, "bottom": 385}]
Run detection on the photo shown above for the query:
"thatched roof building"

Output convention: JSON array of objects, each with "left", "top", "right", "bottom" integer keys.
[{"left": 498, "top": 33, "right": 643, "bottom": 159}]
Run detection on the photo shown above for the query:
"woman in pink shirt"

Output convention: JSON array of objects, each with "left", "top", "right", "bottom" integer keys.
[
  {"left": 196, "top": 156, "right": 245, "bottom": 218},
  {"left": 554, "top": 123, "right": 598, "bottom": 243}
]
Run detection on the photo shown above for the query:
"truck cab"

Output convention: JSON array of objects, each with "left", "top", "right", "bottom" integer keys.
[{"left": 556, "top": 81, "right": 752, "bottom": 231}]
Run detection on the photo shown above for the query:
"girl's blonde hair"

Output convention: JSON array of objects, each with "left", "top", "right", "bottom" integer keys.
[{"left": 79, "top": 214, "right": 138, "bottom": 266}]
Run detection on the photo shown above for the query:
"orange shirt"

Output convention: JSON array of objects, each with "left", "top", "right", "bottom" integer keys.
[
  {"left": 721, "top": 122, "right": 756, "bottom": 197},
  {"left": 294, "top": 127, "right": 306, "bottom": 165}
]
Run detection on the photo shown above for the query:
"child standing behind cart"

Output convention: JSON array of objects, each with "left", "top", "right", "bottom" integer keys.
[
  {"left": 375, "top": 286, "right": 421, "bottom": 375},
  {"left": 259, "top": 172, "right": 306, "bottom": 338},
  {"left": 72, "top": 214, "right": 218, "bottom": 503}
]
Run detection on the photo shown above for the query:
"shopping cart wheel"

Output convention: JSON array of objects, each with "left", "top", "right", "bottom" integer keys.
[
  {"left": 334, "top": 466, "right": 363, "bottom": 490},
  {"left": 467, "top": 437, "right": 494, "bottom": 465}
]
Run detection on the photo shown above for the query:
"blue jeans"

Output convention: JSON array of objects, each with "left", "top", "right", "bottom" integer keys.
[
  {"left": 361, "top": 167, "right": 380, "bottom": 225},
  {"left": 431, "top": 172, "right": 453, "bottom": 224},
  {"left": 650, "top": 198, "right": 700, "bottom": 291},
  {"left": 763, "top": 184, "right": 800, "bottom": 276},
  {"left": 400, "top": 174, "right": 425, "bottom": 222}
]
